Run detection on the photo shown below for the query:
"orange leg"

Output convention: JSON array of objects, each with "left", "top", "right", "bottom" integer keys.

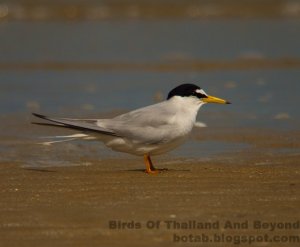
[
  {"left": 144, "top": 154, "right": 158, "bottom": 174},
  {"left": 143, "top": 154, "right": 168, "bottom": 174}
]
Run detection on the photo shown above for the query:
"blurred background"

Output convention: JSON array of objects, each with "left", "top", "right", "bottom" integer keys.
[{"left": 0, "top": 0, "right": 300, "bottom": 166}]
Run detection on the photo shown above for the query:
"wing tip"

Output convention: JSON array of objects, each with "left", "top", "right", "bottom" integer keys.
[
  {"left": 32, "top": 112, "right": 47, "bottom": 119},
  {"left": 32, "top": 113, "right": 120, "bottom": 137},
  {"left": 31, "top": 122, "right": 65, "bottom": 127}
]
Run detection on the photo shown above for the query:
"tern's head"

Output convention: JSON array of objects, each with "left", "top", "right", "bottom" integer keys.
[{"left": 167, "top": 83, "right": 231, "bottom": 105}]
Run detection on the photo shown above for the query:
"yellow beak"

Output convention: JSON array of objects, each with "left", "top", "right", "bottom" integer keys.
[{"left": 202, "top": 95, "right": 231, "bottom": 104}]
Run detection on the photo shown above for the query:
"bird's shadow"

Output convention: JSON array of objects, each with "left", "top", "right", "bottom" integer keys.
[
  {"left": 22, "top": 167, "right": 190, "bottom": 173},
  {"left": 23, "top": 167, "right": 57, "bottom": 173},
  {"left": 123, "top": 168, "right": 191, "bottom": 173}
]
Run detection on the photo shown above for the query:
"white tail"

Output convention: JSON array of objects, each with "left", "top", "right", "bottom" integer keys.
[{"left": 37, "top": 133, "right": 96, "bottom": 146}]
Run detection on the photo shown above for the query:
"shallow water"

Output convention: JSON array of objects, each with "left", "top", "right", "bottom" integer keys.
[
  {"left": 0, "top": 18, "right": 300, "bottom": 165},
  {"left": 1, "top": 20, "right": 299, "bottom": 126}
]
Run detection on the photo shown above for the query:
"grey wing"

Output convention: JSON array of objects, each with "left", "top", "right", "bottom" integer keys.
[
  {"left": 32, "top": 113, "right": 121, "bottom": 137},
  {"left": 33, "top": 101, "right": 177, "bottom": 144},
  {"left": 100, "top": 102, "right": 178, "bottom": 144}
]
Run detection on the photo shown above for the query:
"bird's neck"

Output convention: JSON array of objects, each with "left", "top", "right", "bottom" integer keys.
[{"left": 170, "top": 96, "right": 204, "bottom": 125}]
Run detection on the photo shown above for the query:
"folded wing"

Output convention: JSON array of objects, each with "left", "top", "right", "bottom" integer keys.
[{"left": 32, "top": 113, "right": 121, "bottom": 137}]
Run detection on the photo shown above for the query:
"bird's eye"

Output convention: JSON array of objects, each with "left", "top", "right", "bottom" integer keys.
[
  {"left": 192, "top": 91, "right": 208, "bottom": 99},
  {"left": 191, "top": 91, "right": 202, "bottom": 98}
]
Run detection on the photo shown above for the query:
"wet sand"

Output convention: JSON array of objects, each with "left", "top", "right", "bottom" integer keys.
[
  {"left": 1, "top": 58, "right": 300, "bottom": 72},
  {"left": 1, "top": 150, "right": 299, "bottom": 246},
  {"left": 2, "top": 0, "right": 300, "bottom": 21}
]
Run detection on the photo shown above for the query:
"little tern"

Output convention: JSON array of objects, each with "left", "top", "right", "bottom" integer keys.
[{"left": 32, "top": 84, "right": 230, "bottom": 174}]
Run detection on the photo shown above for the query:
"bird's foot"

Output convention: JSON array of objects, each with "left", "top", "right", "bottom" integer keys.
[
  {"left": 144, "top": 154, "right": 168, "bottom": 175},
  {"left": 145, "top": 169, "right": 159, "bottom": 175},
  {"left": 144, "top": 168, "right": 168, "bottom": 174}
]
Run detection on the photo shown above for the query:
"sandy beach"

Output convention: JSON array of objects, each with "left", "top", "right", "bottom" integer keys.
[{"left": 1, "top": 129, "right": 300, "bottom": 246}]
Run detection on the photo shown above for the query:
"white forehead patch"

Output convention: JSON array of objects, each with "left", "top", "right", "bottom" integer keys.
[{"left": 196, "top": 89, "right": 207, "bottom": 95}]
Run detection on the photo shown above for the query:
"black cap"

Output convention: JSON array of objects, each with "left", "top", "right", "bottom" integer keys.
[{"left": 167, "top": 84, "right": 207, "bottom": 100}]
